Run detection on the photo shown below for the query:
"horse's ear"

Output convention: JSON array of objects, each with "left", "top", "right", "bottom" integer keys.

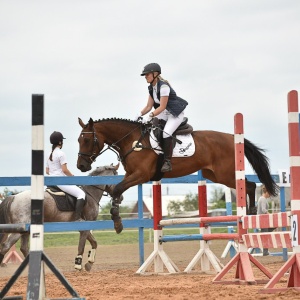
[
  {"left": 114, "top": 162, "right": 120, "bottom": 170},
  {"left": 88, "top": 118, "right": 94, "bottom": 128},
  {"left": 78, "top": 117, "right": 85, "bottom": 129}
]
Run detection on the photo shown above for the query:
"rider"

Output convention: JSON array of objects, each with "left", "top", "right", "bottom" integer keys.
[
  {"left": 46, "top": 131, "right": 86, "bottom": 221},
  {"left": 135, "top": 63, "right": 188, "bottom": 172}
]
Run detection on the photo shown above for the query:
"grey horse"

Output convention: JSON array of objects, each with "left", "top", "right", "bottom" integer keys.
[{"left": 0, "top": 163, "right": 123, "bottom": 271}]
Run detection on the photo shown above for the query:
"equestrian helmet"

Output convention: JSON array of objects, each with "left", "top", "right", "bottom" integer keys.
[
  {"left": 141, "top": 63, "right": 161, "bottom": 76},
  {"left": 50, "top": 131, "right": 65, "bottom": 144}
]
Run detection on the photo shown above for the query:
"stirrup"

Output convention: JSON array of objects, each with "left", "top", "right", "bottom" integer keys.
[{"left": 161, "top": 160, "right": 172, "bottom": 172}]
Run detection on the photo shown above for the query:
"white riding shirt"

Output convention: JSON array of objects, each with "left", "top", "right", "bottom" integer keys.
[{"left": 46, "top": 148, "right": 85, "bottom": 200}]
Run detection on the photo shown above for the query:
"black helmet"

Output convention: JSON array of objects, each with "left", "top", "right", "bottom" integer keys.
[
  {"left": 50, "top": 131, "right": 65, "bottom": 145},
  {"left": 140, "top": 63, "right": 161, "bottom": 76}
]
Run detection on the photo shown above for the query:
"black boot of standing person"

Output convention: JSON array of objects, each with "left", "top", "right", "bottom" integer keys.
[
  {"left": 75, "top": 198, "right": 85, "bottom": 221},
  {"left": 161, "top": 137, "right": 173, "bottom": 172}
]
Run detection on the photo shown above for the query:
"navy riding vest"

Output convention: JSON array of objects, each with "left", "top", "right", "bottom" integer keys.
[{"left": 148, "top": 80, "right": 188, "bottom": 117}]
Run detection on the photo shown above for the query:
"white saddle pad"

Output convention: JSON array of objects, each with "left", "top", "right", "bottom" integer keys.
[{"left": 150, "top": 131, "right": 195, "bottom": 157}]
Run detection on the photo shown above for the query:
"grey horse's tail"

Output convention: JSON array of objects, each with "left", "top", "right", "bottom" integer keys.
[
  {"left": 0, "top": 196, "right": 14, "bottom": 244},
  {"left": 244, "top": 138, "right": 279, "bottom": 197}
]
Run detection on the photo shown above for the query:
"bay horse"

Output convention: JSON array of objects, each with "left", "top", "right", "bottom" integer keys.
[
  {"left": 0, "top": 163, "right": 122, "bottom": 271},
  {"left": 77, "top": 117, "right": 279, "bottom": 234}
]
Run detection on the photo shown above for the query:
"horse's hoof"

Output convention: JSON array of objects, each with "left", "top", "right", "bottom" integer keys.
[
  {"left": 74, "top": 255, "right": 83, "bottom": 270},
  {"left": 249, "top": 207, "right": 257, "bottom": 215},
  {"left": 0, "top": 262, "right": 7, "bottom": 268},
  {"left": 85, "top": 262, "right": 93, "bottom": 272},
  {"left": 74, "top": 265, "right": 82, "bottom": 271},
  {"left": 114, "top": 220, "right": 123, "bottom": 234}
]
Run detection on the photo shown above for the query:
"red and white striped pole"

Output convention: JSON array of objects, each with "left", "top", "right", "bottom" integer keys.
[
  {"left": 213, "top": 112, "right": 272, "bottom": 284},
  {"left": 262, "top": 90, "right": 300, "bottom": 293},
  {"left": 234, "top": 113, "right": 247, "bottom": 245},
  {"left": 198, "top": 171, "right": 207, "bottom": 225},
  {"left": 136, "top": 180, "right": 179, "bottom": 274},
  {"left": 287, "top": 90, "right": 300, "bottom": 251},
  {"left": 152, "top": 181, "right": 162, "bottom": 231}
]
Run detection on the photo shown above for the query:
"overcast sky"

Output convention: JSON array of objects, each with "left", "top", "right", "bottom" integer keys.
[{"left": 0, "top": 1, "right": 299, "bottom": 205}]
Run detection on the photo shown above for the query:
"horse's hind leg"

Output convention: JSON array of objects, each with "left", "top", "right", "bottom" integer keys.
[
  {"left": 84, "top": 231, "right": 97, "bottom": 272},
  {"left": 0, "top": 233, "right": 21, "bottom": 266},
  {"left": 20, "top": 233, "right": 30, "bottom": 258},
  {"left": 74, "top": 230, "right": 90, "bottom": 271},
  {"left": 0, "top": 233, "right": 9, "bottom": 266},
  {"left": 246, "top": 180, "right": 257, "bottom": 215}
]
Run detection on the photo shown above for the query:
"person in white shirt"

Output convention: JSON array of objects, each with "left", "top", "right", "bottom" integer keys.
[
  {"left": 135, "top": 63, "right": 188, "bottom": 173},
  {"left": 46, "top": 131, "right": 85, "bottom": 221}
]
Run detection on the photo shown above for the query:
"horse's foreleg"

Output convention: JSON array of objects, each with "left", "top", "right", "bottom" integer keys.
[
  {"left": 110, "top": 199, "right": 123, "bottom": 234},
  {"left": 74, "top": 230, "right": 90, "bottom": 271},
  {"left": 246, "top": 180, "right": 257, "bottom": 215},
  {"left": 110, "top": 172, "right": 148, "bottom": 234},
  {"left": 84, "top": 231, "right": 97, "bottom": 272},
  {"left": 110, "top": 177, "right": 127, "bottom": 234}
]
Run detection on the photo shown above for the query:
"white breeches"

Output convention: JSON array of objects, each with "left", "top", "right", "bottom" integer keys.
[
  {"left": 57, "top": 185, "right": 85, "bottom": 200},
  {"left": 156, "top": 110, "right": 185, "bottom": 138}
]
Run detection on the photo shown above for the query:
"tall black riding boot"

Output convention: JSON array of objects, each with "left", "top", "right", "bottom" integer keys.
[
  {"left": 161, "top": 137, "right": 173, "bottom": 172},
  {"left": 75, "top": 198, "right": 85, "bottom": 221}
]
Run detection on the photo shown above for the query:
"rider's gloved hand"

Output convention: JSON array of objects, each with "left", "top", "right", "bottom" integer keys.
[
  {"left": 145, "top": 112, "right": 154, "bottom": 124},
  {"left": 134, "top": 112, "right": 142, "bottom": 122}
]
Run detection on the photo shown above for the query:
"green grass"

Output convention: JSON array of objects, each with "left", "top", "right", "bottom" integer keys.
[{"left": 15, "top": 227, "right": 236, "bottom": 248}]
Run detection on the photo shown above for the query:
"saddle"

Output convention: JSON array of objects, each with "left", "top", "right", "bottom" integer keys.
[
  {"left": 45, "top": 186, "right": 79, "bottom": 211},
  {"left": 149, "top": 117, "right": 194, "bottom": 182},
  {"left": 152, "top": 117, "right": 193, "bottom": 148}
]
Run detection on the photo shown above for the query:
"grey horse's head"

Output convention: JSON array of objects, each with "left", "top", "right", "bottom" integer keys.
[
  {"left": 88, "top": 163, "right": 123, "bottom": 203},
  {"left": 88, "top": 163, "right": 119, "bottom": 177}
]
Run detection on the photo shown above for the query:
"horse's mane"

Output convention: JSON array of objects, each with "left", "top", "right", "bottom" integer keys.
[{"left": 93, "top": 118, "right": 140, "bottom": 125}]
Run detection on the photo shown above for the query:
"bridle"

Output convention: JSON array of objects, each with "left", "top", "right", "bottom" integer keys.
[
  {"left": 78, "top": 127, "right": 113, "bottom": 163},
  {"left": 83, "top": 184, "right": 111, "bottom": 200},
  {"left": 78, "top": 122, "right": 153, "bottom": 165}
]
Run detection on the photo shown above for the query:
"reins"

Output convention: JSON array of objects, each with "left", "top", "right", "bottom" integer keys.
[
  {"left": 82, "top": 184, "right": 113, "bottom": 206},
  {"left": 120, "top": 123, "right": 155, "bottom": 162}
]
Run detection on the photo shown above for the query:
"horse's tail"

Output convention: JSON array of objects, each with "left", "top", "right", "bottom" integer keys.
[
  {"left": 244, "top": 138, "right": 279, "bottom": 197},
  {"left": 0, "top": 196, "right": 14, "bottom": 244}
]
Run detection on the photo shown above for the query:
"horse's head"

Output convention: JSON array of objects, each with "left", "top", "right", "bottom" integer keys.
[
  {"left": 88, "top": 163, "right": 123, "bottom": 203},
  {"left": 77, "top": 117, "right": 104, "bottom": 172},
  {"left": 88, "top": 162, "right": 119, "bottom": 177}
]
